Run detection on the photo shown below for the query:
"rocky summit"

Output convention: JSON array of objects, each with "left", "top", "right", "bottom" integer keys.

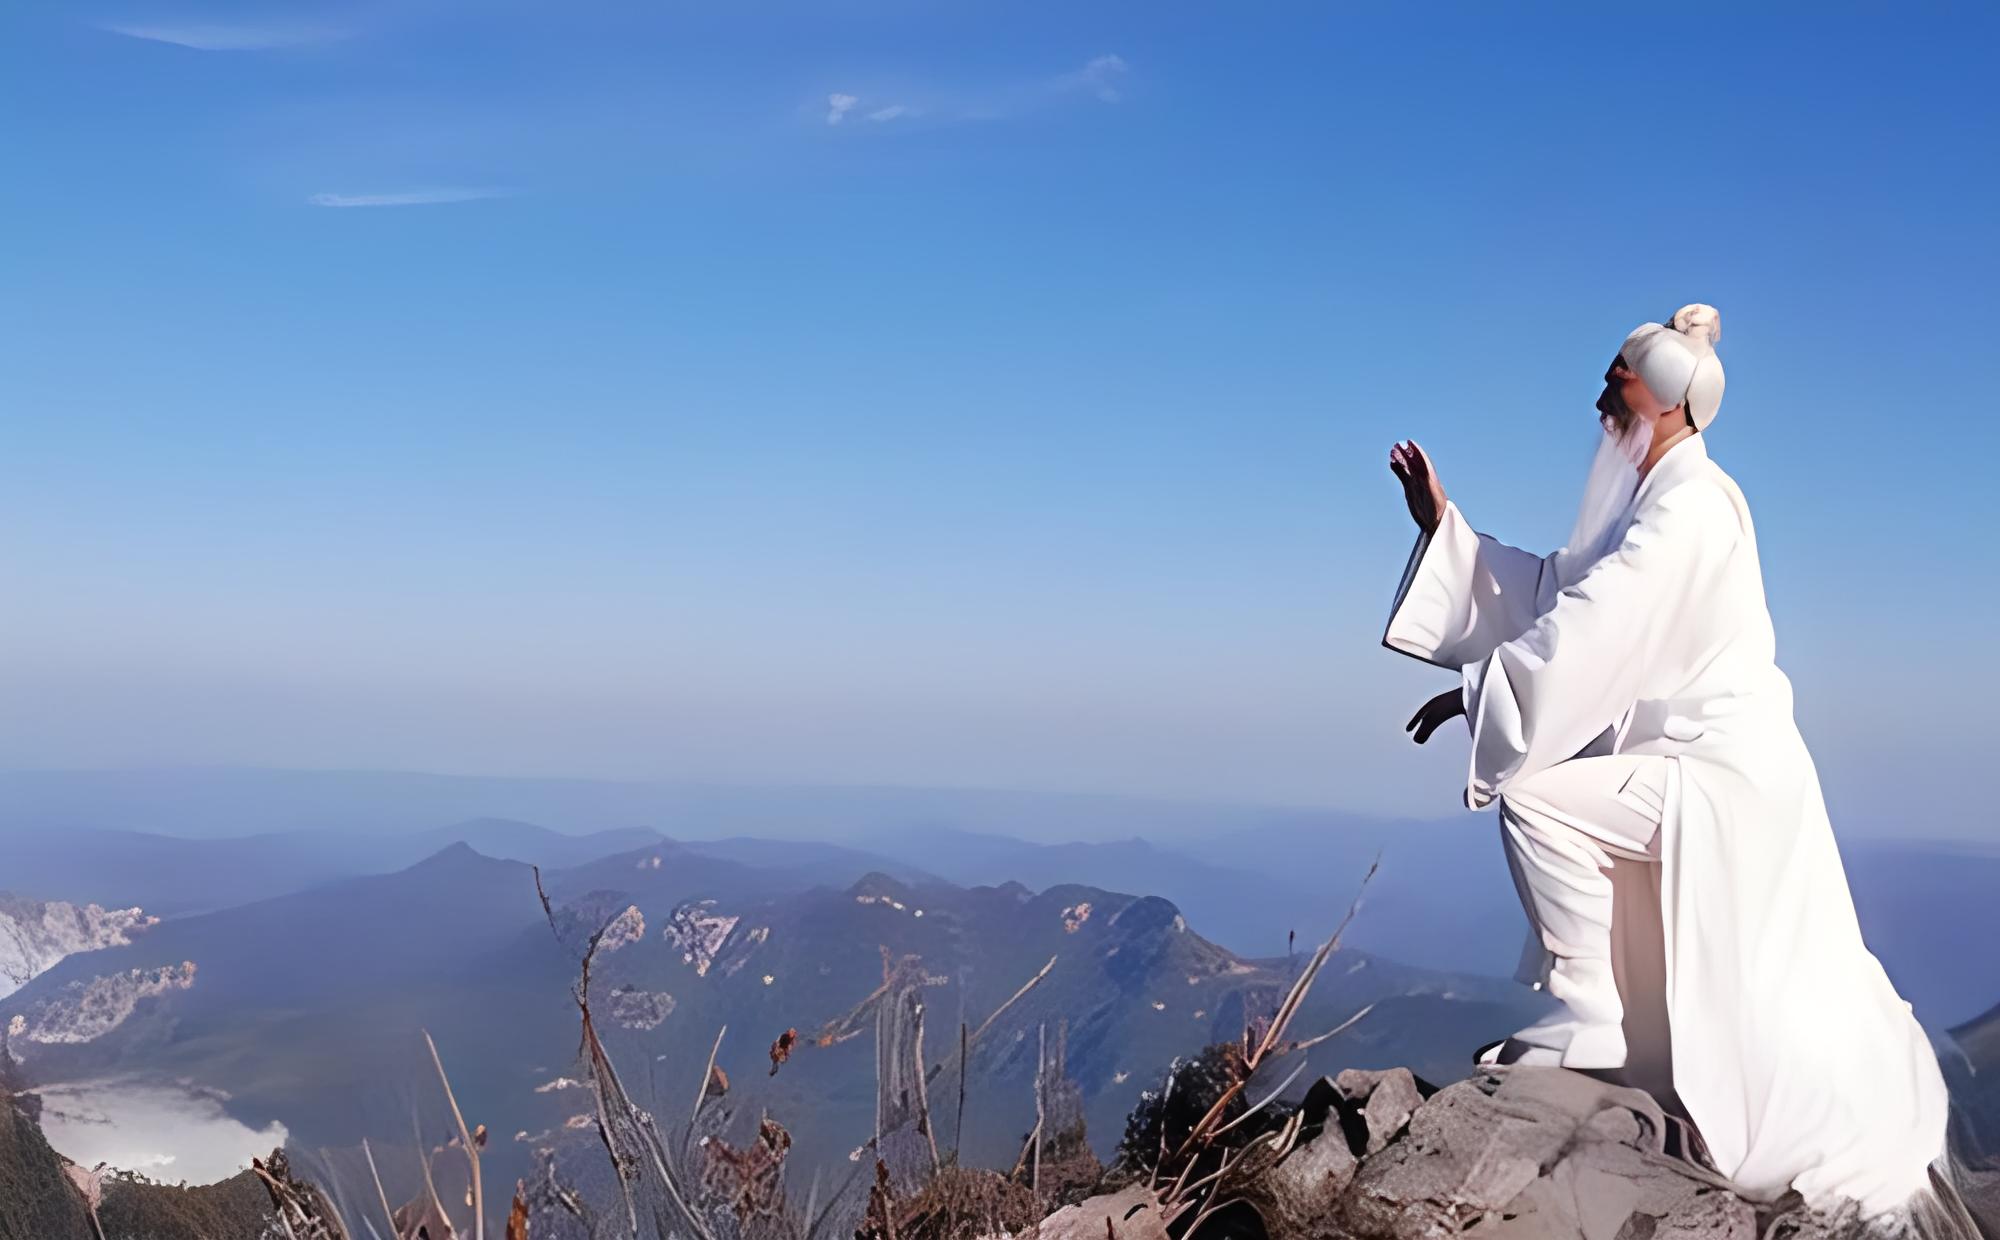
[{"left": 1002, "top": 1065, "right": 1991, "bottom": 1240}]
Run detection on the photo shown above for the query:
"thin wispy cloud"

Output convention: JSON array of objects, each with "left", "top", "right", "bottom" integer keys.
[
  {"left": 307, "top": 188, "right": 509, "bottom": 209},
  {"left": 820, "top": 54, "right": 1131, "bottom": 134},
  {"left": 1058, "top": 54, "right": 1129, "bottom": 104},
  {"left": 99, "top": 21, "right": 349, "bottom": 51}
]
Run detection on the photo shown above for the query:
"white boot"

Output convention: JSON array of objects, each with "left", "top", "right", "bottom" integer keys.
[
  {"left": 1507, "top": 1012, "right": 1627, "bottom": 1069},
  {"left": 1504, "top": 955, "right": 1628, "bottom": 1069}
]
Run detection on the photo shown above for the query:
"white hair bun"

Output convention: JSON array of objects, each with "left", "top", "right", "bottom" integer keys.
[{"left": 1671, "top": 303, "right": 1721, "bottom": 345}]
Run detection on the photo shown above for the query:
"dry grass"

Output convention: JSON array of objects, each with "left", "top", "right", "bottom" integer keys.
[{"left": 285, "top": 858, "right": 1379, "bottom": 1240}]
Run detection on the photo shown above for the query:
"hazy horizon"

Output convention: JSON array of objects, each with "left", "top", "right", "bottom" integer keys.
[{"left": 3, "top": 763, "right": 1993, "bottom": 845}]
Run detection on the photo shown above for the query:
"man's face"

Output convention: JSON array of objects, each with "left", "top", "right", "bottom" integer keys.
[{"left": 1595, "top": 354, "right": 1671, "bottom": 433}]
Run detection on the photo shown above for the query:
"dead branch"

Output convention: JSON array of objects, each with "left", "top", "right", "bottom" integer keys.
[
  {"left": 423, "top": 1029, "right": 485, "bottom": 1240},
  {"left": 361, "top": 1139, "right": 398, "bottom": 1240},
  {"left": 1164, "top": 856, "right": 1377, "bottom": 1174},
  {"left": 953, "top": 1022, "right": 969, "bottom": 1166},
  {"left": 411, "top": 1108, "right": 454, "bottom": 1238},
  {"left": 533, "top": 863, "right": 719, "bottom": 1240},
  {"left": 693, "top": 1023, "right": 727, "bottom": 1126},
  {"left": 923, "top": 955, "right": 1057, "bottom": 1088},
  {"left": 1276, "top": 1000, "right": 1375, "bottom": 1056}
]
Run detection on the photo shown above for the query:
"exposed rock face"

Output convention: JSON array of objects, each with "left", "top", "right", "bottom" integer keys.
[
  {"left": 664, "top": 900, "right": 742, "bottom": 977},
  {"left": 9, "top": 962, "right": 197, "bottom": 1043},
  {"left": 1029, "top": 1182, "right": 1169, "bottom": 1238},
  {"left": 1025, "top": 1066, "right": 1984, "bottom": 1239},
  {"left": 608, "top": 985, "right": 676, "bottom": 1030},
  {"left": 1234, "top": 1118, "right": 1358, "bottom": 1239},
  {"left": 1335, "top": 1066, "right": 1423, "bottom": 1156},
  {"left": 1333, "top": 1066, "right": 1749, "bottom": 1239},
  {"left": 596, "top": 905, "right": 646, "bottom": 952},
  {"left": 0, "top": 895, "right": 158, "bottom": 1001}
]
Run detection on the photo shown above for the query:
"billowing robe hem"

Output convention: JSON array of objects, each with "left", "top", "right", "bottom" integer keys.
[{"left": 1381, "top": 436, "right": 1950, "bottom": 1220}]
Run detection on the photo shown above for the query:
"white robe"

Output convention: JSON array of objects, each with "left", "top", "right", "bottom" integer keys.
[{"left": 1383, "top": 433, "right": 1950, "bottom": 1218}]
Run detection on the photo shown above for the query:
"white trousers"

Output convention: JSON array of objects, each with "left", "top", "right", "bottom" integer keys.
[{"left": 1497, "top": 753, "right": 1677, "bottom": 1096}]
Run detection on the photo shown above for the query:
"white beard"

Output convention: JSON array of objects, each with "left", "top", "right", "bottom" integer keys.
[{"left": 1552, "top": 415, "right": 1653, "bottom": 590}]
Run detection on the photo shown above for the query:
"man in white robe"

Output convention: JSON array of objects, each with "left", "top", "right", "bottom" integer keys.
[{"left": 1382, "top": 305, "right": 1952, "bottom": 1222}]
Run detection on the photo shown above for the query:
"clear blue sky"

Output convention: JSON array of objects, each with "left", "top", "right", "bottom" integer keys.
[{"left": 3, "top": 2, "right": 1995, "bottom": 835}]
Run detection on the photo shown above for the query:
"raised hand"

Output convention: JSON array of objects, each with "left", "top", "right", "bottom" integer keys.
[
  {"left": 1388, "top": 439, "right": 1447, "bottom": 535},
  {"left": 1405, "top": 688, "right": 1465, "bottom": 744}
]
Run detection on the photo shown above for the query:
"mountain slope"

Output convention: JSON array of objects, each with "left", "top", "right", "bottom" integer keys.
[
  {"left": 0, "top": 844, "right": 574, "bottom": 1160},
  {"left": 857, "top": 821, "right": 1533, "bottom": 976},
  {"left": 0, "top": 1087, "right": 93, "bottom": 1240},
  {"left": 2, "top": 842, "right": 1542, "bottom": 1223},
  {"left": 566, "top": 864, "right": 1542, "bottom": 1181}
]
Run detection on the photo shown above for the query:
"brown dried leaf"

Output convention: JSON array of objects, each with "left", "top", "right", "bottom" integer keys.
[
  {"left": 506, "top": 1179, "right": 530, "bottom": 1240},
  {"left": 769, "top": 1026, "right": 798, "bottom": 1076}
]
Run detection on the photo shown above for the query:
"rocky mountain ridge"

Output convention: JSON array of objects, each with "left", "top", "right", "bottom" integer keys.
[{"left": 0, "top": 894, "right": 158, "bottom": 1002}]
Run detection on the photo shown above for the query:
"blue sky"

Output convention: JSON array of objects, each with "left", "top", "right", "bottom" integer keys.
[{"left": 2, "top": 2, "right": 1995, "bottom": 834}]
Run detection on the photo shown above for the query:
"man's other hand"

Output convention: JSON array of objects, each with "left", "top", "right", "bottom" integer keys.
[
  {"left": 1388, "top": 440, "right": 1447, "bottom": 535},
  {"left": 1406, "top": 688, "right": 1466, "bottom": 744}
]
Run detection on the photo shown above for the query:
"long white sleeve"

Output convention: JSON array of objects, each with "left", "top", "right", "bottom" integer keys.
[
  {"left": 1462, "top": 483, "right": 1734, "bottom": 809},
  {"left": 1383, "top": 501, "right": 1558, "bottom": 669}
]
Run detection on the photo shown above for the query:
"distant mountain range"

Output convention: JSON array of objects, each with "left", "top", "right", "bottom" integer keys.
[
  {"left": 9, "top": 768, "right": 1989, "bottom": 1022},
  {"left": 0, "top": 816, "right": 918, "bottom": 918},
  {"left": 848, "top": 823, "right": 2000, "bottom": 1030},
  {"left": 3, "top": 765, "right": 1994, "bottom": 1233},
  {"left": 0, "top": 836, "right": 1543, "bottom": 1221}
]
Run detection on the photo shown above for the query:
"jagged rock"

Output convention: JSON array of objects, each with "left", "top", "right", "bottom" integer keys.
[
  {"left": 10, "top": 961, "right": 197, "bottom": 1043},
  {"left": 1338, "top": 1067, "right": 1687, "bottom": 1237},
  {"left": 1062, "top": 1065, "right": 1958, "bottom": 1239},
  {"left": 596, "top": 904, "right": 645, "bottom": 952},
  {"left": 1336, "top": 1066, "right": 1426, "bottom": 1154},
  {"left": 664, "top": 900, "right": 742, "bottom": 977},
  {"left": 1234, "top": 1125, "right": 1358, "bottom": 1239},
  {"left": 1020, "top": 1183, "right": 1169, "bottom": 1239},
  {"left": 0, "top": 895, "right": 158, "bottom": 1001}
]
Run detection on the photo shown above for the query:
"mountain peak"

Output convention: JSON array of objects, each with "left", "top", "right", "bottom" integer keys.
[
  {"left": 406, "top": 840, "right": 505, "bottom": 871},
  {"left": 846, "top": 870, "right": 913, "bottom": 902}
]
